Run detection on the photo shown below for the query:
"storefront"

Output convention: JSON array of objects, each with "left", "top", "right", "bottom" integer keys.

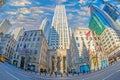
[
  {"left": 80, "top": 65, "right": 90, "bottom": 73},
  {"left": 101, "top": 60, "right": 107, "bottom": 68}
]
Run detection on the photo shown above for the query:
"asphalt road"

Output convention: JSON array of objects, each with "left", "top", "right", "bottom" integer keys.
[{"left": 0, "top": 61, "right": 120, "bottom": 80}]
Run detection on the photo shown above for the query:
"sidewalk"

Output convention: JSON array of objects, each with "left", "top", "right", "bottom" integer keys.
[{"left": 3, "top": 62, "right": 114, "bottom": 79}]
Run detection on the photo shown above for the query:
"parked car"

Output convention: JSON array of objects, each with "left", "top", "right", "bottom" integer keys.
[{"left": 71, "top": 69, "right": 79, "bottom": 74}]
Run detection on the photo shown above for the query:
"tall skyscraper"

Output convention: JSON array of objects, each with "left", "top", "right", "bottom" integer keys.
[
  {"left": 0, "top": 34, "right": 16, "bottom": 60},
  {"left": 39, "top": 18, "right": 50, "bottom": 42},
  {"left": 89, "top": 5, "right": 120, "bottom": 37},
  {"left": 48, "top": 5, "right": 70, "bottom": 49},
  {"left": 11, "top": 27, "right": 24, "bottom": 41},
  {"left": 47, "top": 5, "right": 70, "bottom": 73},
  {"left": 0, "top": 19, "right": 11, "bottom": 40},
  {"left": 103, "top": 2, "right": 120, "bottom": 21}
]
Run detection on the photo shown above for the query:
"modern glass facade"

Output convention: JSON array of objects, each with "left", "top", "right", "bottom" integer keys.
[
  {"left": 89, "top": 5, "right": 120, "bottom": 35},
  {"left": 103, "top": 3, "right": 120, "bottom": 21},
  {"left": 89, "top": 13, "right": 106, "bottom": 35}
]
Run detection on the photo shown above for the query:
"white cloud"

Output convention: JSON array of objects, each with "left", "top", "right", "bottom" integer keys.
[
  {"left": 67, "top": 13, "right": 74, "bottom": 20},
  {"left": 17, "top": 14, "right": 26, "bottom": 20},
  {"left": 81, "top": 7, "right": 88, "bottom": 11},
  {"left": 77, "top": 11, "right": 87, "bottom": 16},
  {"left": 31, "top": 7, "right": 44, "bottom": 13},
  {"left": 39, "top": 6, "right": 54, "bottom": 12},
  {"left": 50, "top": 0, "right": 67, "bottom": 3},
  {"left": 9, "top": 0, "right": 31, "bottom": 6},
  {"left": 19, "top": 8, "right": 30, "bottom": 14},
  {"left": 80, "top": 17, "right": 88, "bottom": 21},
  {"left": 79, "top": 0, "right": 87, "bottom": 4},
  {"left": 8, "top": 16, "right": 16, "bottom": 24},
  {"left": 32, "top": 14, "right": 39, "bottom": 17},
  {"left": 66, "top": 3, "right": 76, "bottom": 6},
  {"left": 6, "top": 11, "right": 17, "bottom": 15},
  {"left": 117, "top": 4, "right": 120, "bottom": 8},
  {"left": 44, "top": 12, "right": 52, "bottom": 16}
]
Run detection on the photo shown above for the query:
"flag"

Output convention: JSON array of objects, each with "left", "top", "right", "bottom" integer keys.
[
  {"left": 99, "top": 46, "right": 102, "bottom": 52},
  {"left": 88, "top": 47, "right": 90, "bottom": 54},
  {"left": 92, "top": 50, "right": 96, "bottom": 57},
  {"left": 86, "top": 31, "right": 90, "bottom": 39}
]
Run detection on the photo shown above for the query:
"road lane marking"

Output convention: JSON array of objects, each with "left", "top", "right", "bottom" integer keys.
[
  {"left": 102, "top": 72, "right": 115, "bottom": 80},
  {"left": 117, "top": 70, "right": 120, "bottom": 72},
  {"left": 5, "top": 71, "right": 20, "bottom": 80}
]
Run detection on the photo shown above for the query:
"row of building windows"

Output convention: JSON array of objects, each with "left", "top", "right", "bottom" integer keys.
[
  {"left": 19, "top": 37, "right": 41, "bottom": 42},
  {"left": 24, "top": 32, "right": 38, "bottom": 37},
  {"left": 75, "top": 37, "right": 92, "bottom": 41},
  {"left": 17, "top": 42, "right": 40, "bottom": 48}
]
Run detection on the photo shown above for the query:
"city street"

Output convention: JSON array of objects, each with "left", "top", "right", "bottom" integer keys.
[
  {"left": 0, "top": 61, "right": 120, "bottom": 80},
  {"left": 0, "top": 0, "right": 120, "bottom": 80}
]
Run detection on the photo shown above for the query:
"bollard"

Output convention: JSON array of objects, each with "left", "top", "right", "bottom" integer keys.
[
  {"left": 55, "top": 74, "right": 57, "bottom": 77},
  {"left": 67, "top": 73, "right": 68, "bottom": 77},
  {"left": 40, "top": 72, "right": 41, "bottom": 75},
  {"left": 61, "top": 74, "right": 63, "bottom": 77}
]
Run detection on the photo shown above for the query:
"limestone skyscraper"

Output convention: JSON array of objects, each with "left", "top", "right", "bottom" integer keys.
[{"left": 48, "top": 5, "right": 71, "bottom": 73}]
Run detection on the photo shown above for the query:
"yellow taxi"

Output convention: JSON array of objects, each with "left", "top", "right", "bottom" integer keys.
[{"left": 0, "top": 55, "right": 5, "bottom": 63}]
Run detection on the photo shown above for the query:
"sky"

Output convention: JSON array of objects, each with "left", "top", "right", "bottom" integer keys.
[{"left": 0, "top": 0, "right": 120, "bottom": 32}]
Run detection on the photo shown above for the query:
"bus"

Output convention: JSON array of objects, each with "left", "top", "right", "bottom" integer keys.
[{"left": 0, "top": 55, "right": 5, "bottom": 63}]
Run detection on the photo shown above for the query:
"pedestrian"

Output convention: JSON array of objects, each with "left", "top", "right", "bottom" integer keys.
[
  {"left": 45, "top": 72, "right": 46, "bottom": 76},
  {"left": 50, "top": 72, "right": 52, "bottom": 76},
  {"left": 61, "top": 73, "right": 63, "bottom": 77},
  {"left": 78, "top": 72, "right": 79, "bottom": 75},
  {"left": 83, "top": 70, "right": 85, "bottom": 75},
  {"left": 55, "top": 72, "right": 57, "bottom": 77},
  {"left": 72, "top": 72, "right": 74, "bottom": 76}
]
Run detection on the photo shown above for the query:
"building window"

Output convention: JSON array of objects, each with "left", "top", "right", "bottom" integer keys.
[
  {"left": 76, "top": 37, "right": 78, "bottom": 40},
  {"left": 35, "top": 50, "right": 38, "bottom": 54},
  {"left": 33, "top": 38, "right": 36, "bottom": 41},
  {"left": 27, "top": 43, "right": 30, "bottom": 47},
  {"left": 37, "top": 37, "right": 40, "bottom": 41},
  {"left": 94, "top": 37, "right": 97, "bottom": 40},
  {"left": 30, "top": 50, "right": 32, "bottom": 54},
  {"left": 22, "top": 38, "right": 24, "bottom": 41},
  {"left": 17, "top": 44, "right": 19, "bottom": 47},
  {"left": 30, "top": 33, "right": 33, "bottom": 36},
  {"left": 24, "top": 32, "right": 27, "bottom": 36},
  {"left": 23, "top": 44, "right": 26, "bottom": 48},
  {"left": 29, "top": 38, "right": 31, "bottom": 41},
  {"left": 17, "top": 55, "right": 19, "bottom": 59},
  {"left": 20, "top": 43, "right": 22, "bottom": 47},
  {"left": 77, "top": 43, "right": 80, "bottom": 47},
  {"left": 34, "top": 33, "right": 37, "bottom": 36},
  {"left": 19, "top": 38, "right": 21, "bottom": 41}
]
